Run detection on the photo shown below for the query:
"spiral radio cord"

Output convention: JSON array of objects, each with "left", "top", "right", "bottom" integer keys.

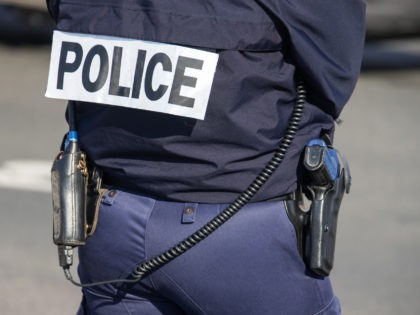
[{"left": 63, "top": 80, "right": 306, "bottom": 287}]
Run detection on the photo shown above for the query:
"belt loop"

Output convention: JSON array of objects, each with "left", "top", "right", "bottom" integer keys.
[
  {"left": 182, "top": 203, "right": 198, "bottom": 224},
  {"left": 102, "top": 189, "right": 119, "bottom": 205}
]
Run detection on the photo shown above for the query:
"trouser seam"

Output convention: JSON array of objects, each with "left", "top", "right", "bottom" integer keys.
[
  {"left": 144, "top": 197, "right": 158, "bottom": 291},
  {"left": 155, "top": 269, "right": 207, "bottom": 315},
  {"left": 312, "top": 296, "right": 339, "bottom": 315},
  {"left": 121, "top": 300, "right": 134, "bottom": 315}
]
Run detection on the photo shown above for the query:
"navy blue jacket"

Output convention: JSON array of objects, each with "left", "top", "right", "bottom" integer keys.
[{"left": 47, "top": 0, "right": 365, "bottom": 203}]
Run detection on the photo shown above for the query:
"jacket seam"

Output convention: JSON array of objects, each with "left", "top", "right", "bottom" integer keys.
[{"left": 58, "top": 0, "right": 275, "bottom": 26}]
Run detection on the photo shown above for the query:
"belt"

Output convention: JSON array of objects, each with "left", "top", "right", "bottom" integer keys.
[{"left": 102, "top": 174, "right": 294, "bottom": 203}]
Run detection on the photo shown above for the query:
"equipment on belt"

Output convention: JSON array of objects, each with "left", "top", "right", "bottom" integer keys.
[
  {"left": 51, "top": 79, "right": 347, "bottom": 286},
  {"left": 51, "top": 102, "right": 103, "bottom": 277},
  {"left": 285, "top": 137, "right": 351, "bottom": 276},
  {"left": 51, "top": 102, "right": 88, "bottom": 270}
]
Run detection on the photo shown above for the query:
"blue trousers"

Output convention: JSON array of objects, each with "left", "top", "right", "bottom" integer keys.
[{"left": 77, "top": 189, "right": 341, "bottom": 314}]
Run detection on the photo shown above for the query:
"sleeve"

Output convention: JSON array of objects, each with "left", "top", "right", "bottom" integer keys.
[{"left": 263, "top": 0, "right": 366, "bottom": 118}]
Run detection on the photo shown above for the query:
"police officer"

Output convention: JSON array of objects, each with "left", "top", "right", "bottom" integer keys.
[{"left": 46, "top": 0, "right": 365, "bottom": 314}]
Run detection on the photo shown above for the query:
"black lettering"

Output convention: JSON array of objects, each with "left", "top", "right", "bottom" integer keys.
[
  {"left": 57, "top": 41, "right": 83, "bottom": 89},
  {"left": 82, "top": 45, "right": 109, "bottom": 92},
  {"left": 109, "top": 46, "right": 131, "bottom": 97},
  {"left": 145, "top": 53, "right": 172, "bottom": 101},
  {"left": 169, "top": 56, "right": 203, "bottom": 108},
  {"left": 131, "top": 50, "right": 147, "bottom": 99}
]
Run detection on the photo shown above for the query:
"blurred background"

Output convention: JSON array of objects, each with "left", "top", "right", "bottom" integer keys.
[{"left": 0, "top": 1, "right": 419, "bottom": 314}]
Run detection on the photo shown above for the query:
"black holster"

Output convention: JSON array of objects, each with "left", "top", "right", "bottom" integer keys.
[{"left": 285, "top": 148, "right": 351, "bottom": 276}]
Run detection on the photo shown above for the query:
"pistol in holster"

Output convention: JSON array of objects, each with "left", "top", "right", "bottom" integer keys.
[
  {"left": 50, "top": 136, "right": 103, "bottom": 256},
  {"left": 285, "top": 138, "right": 351, "bottom": 276}
]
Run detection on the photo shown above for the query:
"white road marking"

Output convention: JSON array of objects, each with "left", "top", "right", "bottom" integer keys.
[{"left": 0, "top": 160, "right": 51, "bottom": 193}]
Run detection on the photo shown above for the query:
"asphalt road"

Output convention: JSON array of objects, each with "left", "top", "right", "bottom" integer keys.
[{"left": 0, "top": 38, "right": 420, "bottom": 315}]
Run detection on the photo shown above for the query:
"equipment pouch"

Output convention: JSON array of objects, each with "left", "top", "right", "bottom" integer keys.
[
  {"left": 51, "top": 140, "right": 104, "bottom": 245},
  {"left": 51, "top": 141, "right": 88, "bottom": 246}
]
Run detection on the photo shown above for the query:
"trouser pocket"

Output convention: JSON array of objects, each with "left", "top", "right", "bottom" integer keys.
[{"left": 78, "top": 190, "right": 156, "bottom": 293}]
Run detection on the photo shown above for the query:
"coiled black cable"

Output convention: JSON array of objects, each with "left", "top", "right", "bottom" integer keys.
[
  {"left": 63, "top": 80, "right": 306, "bottom": 287},
  {"left": 131, "top": 80, "right": 306, "bottom": 280}
]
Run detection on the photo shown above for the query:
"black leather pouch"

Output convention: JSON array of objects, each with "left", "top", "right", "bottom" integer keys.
[
  {"left": 51, "top": 133, "right": 104, "bottom": 246},
  {"left": 51, "top": 148, "right": 105, "bottom": 247},
  {"left": 51, "top": 141, "right": 88, "bottom": 246}
]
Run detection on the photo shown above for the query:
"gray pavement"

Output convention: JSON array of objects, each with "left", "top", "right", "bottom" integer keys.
[
  {"left": 333, "top": 69, "right": 420, "bottom": 314},
  {"left": 2, "top": 0, "right": 46, "bottom": 9},
  {"left": 0, "top": 38, "right": 420, "bottom": 314},
  {"left": 0, "top": 44, "right": 78, "bottom": 315}
]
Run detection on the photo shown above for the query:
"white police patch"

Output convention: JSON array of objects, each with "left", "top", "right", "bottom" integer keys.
[{"left": 46, "top": 31, "right": 219, "bottom": 120}]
